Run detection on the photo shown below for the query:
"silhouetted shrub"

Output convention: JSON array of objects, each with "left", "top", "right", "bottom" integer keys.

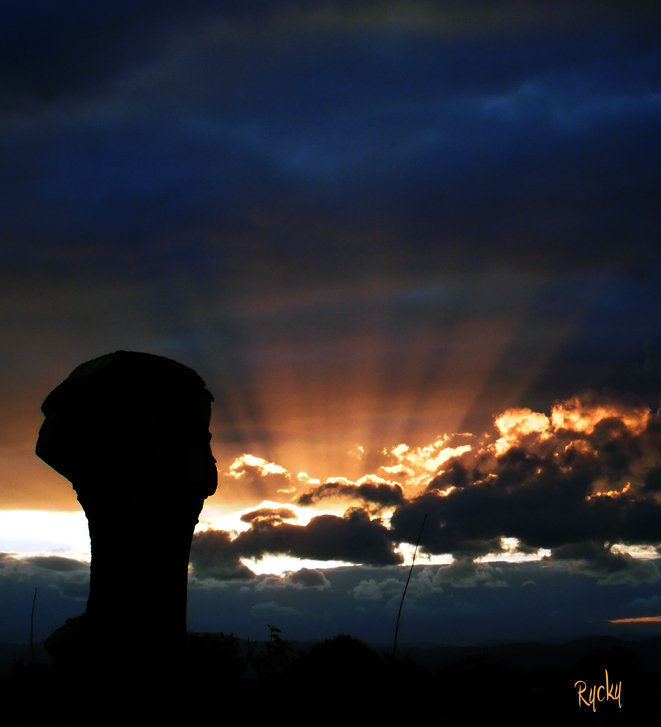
[
  {"left": 0, "top": 660, "right": 56, "bottom": 725},
  {"left": 291, "top": 633, "right": 383, "bottom": 714},
  {"left": 576, "top": 645, "right": 640, "bottom": 680},
  {"left": 186, "top": 631, "right": 247, "bottom": 686},
  {"left": 303, "top": 633, "right": 381, "bottom": 677},
  {"left": 247, "top": 625, "right": 295, "bottom": 685},
  {"left": 381, "top": 652, "right": 433, "bottom": 693}
]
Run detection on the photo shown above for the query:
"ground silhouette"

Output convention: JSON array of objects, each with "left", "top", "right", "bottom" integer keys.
[
  {"left": 3, "top": 630, "right": 661, "bottom": 722},
  {"left": 35, "top": 350, "right": 217, "bottom": 720}
]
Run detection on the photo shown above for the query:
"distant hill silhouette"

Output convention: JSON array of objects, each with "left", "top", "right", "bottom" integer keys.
[
  {"left": 4, "top": 631, "right": 661, "bottom": 676},
  {"left": 382, "top": 633, "right": 661, "bottom": 672}
]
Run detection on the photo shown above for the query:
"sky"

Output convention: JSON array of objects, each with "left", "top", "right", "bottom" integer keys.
[{"left": 2, "top": 0, "right": 661, "bottom": 649}]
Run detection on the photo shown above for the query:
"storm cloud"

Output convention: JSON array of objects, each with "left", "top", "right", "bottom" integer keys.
[
  {"left": 1, "top": 0, "right": 659, "bottom": 284},
  {"left": 190, "top": 392, "right": 661, "bottom": 585},
  {"left": 190, "top": 508, "right": 402, "bottom": 581},
  {"left": 232, "top": 508, "right": 402, "bottom": 566},
  {"left": 296, "top": 479, "right": 405, "bottom": 510},
  {"left": 390, "top": 392, "right": 661, "bottom": 564}
]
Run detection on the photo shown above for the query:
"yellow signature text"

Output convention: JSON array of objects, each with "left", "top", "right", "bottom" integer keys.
[{"left": 574, "top": 670, "right": 622, "bottom": 711}]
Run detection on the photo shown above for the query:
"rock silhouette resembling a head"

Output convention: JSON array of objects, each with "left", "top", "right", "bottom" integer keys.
[{"left": 36, "top": 351, "right": 217, "bottom": 715}]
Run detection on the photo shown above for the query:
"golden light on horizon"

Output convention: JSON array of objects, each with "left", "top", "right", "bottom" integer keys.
[{"left": 0, "top": 510, "right": 90, "bottom": 557}]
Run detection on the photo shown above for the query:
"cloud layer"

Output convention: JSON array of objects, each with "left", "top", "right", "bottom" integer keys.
[{"left": 190, "top": 391, "right": 661, "bottom": 588}]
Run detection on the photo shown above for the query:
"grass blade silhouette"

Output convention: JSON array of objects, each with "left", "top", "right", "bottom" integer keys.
[
  {"left": 393, "top": 515, "right": 426, "bottom": 658},
  {"left": 30, "top": 587, "right": 37, "bottom": 665}
]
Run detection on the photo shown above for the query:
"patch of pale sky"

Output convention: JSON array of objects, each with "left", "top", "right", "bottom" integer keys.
[
  {"left": 240, "top": 555, "right": 351, "bottom": 577},
  {"left": 0, "top": 511, "right": 90, "bottom": 556}
]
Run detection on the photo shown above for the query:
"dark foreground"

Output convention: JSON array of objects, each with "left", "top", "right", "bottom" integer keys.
[{"left": 0, "top": 631, "right": 656, "bottom": 724}]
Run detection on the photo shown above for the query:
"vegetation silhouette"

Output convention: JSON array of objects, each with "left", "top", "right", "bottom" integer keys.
[
  {"left": 185, "top": 631, "right": 248, "bottom": 694},
  {"left": 247, "top": 624, "right": 295, "bottom": 686},
  {"left": 393, "top": 514, "right": 426, "bottom": 658},
  {"left": 3, "top": 628, "right": 661, "bottom": 722}
]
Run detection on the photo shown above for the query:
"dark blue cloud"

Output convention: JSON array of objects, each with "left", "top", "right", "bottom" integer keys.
[
  {"left": 0, "top": 19, "right": 658, "bottom": 280},
  {"left": 0, "top": 0, "right": 238, "bottom": 99},
  {"left": 0, "top": 2, "right": 659, "bottom": 424},
  {"left": 0, "top": 116, "right": 278, "bottom": 241}
]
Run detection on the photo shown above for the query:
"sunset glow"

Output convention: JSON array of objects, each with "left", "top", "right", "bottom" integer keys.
[
  {"left": 1, "top": 0, "right": 660, "bottom": 656},
  {"left": 493, "top": 408, "right": 551, "bottom": 455},
  {"left": 550, "top": 397, "right": 650, "bottom": 435}
]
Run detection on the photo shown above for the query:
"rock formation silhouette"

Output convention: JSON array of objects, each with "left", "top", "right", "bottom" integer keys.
[{"left": 35, "top": 351, "right": 217, "bottom": 718}]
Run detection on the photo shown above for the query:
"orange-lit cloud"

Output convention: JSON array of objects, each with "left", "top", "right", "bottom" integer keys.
[
  {"left": 609, "top": 616, "right": 661, "bottom": 624},
  {"left": 389, "top": 391, "right": 661, "bottom": 572},
  {"left": 550, "top": 395, "right": 650, "bottom": 435},
  {"left": 296, "top": 477, "right": 404, "bottom": 513},
  {"left": 493, "top": 408, "right": 551, "bottom": 456},
  {"left": 381, "top": 436, "right": 474, "bottom": 489},
  {"left": 222, "top": 454, "right": 296, "bottom": 502}
]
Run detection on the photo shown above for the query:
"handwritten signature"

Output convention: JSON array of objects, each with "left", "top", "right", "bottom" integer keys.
[{"left": 574, "top": 670, "right": 622, "bottom": 711}]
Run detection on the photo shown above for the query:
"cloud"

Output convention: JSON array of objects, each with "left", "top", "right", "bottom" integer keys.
[
  {"left": 381, "top": 437, "right": 475, "bottom": 490},
  {"left": 628, "top": 594, "right": 661, "bottom": 610},
  {"left": 54, "top": 571, "right": 90, "bottom": 601},
  {"left": 0, "top": 0, "right": 658, "bottom": 288},
  {"left": 350, "top": 577, "right": 405, "bottom": 601},
  {"left": 190, "top": 508, "right": 402, "bottom": 582},
  {"left": 189, "top": 529, "right": 255, "bottom": 581},
  {"left": 250, "top": 600, "right": 299, "bottom": 617},
  {"left": 27, "top": 556, "right": 88, "bottom": 573},
  {"left": 349, "top": 562, "right": 506, "bottom": 601},
  {"left": 390, "top": 392, "right": 661, "bottom": 555},
  {"left": 224, "top": 455, "right": 296, "bottom": 501},
  {"left": 431, "top": 560, "right": 500, "bottom": 589},
  {"left": 296, "top": 478, "right": 405, "bottom": 510},
  {"left": 0, "top": 553, "right": 90, "bottom": 578},
  {"left": 233, "top": 508, "right": 403, "bottom": 566},
  {"left": 0, "top": 553, "right": 90, "bottom": 602},
  {"left": 240, "top": 507, "right": 298, "bottom": 526},
  {"left": 255, "top": 567, "right": 331, "bottom": 591},
  {"left": 197, "top": 392, "right": 661, "bottom": 580},
  {"left": 288, "top": 567, "right": 330, "bottom": 589},
  {"left": 545, "top": 541, "right": 660, "bottom": 586},
  {"left": 0, "top": 553, "right": 28, "bottom": 575}
]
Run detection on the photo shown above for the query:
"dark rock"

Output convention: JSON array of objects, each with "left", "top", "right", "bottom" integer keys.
[{"left": 36, "top": 351, "right": 217, "bottom": 718}]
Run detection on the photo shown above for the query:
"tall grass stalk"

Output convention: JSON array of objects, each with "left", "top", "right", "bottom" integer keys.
[
  {"left": 30, "top": 587, "right": 37, "bottom": 665},
  {"left": 393, "top": 515, "right": 426, "bottom": 659}
]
